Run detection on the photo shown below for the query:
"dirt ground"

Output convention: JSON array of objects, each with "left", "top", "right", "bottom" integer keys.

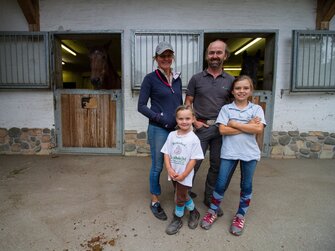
[{"left": 0, "top": 155, "right": 334, "bottom": 251}]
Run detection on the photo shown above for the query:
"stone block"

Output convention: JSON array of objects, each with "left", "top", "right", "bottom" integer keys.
[
  {"left": 310, "top": 142, "right": 321, "bottom": 152},
  {"left": 29, "top": 129, "right": 42, "bottom": 136},
  {"left": 284, "top": 147, "right": 296, "bottom": 156},
  {"left": 289, "top": 144, "right": 298, "bottom": 152},
  {"left": 11, "top": 143, "right": 21, "bottom": 152},
  {"left": 137, "top": 146, "right": 150, "bottom": 154},
  {"left": 21, "top": 142, "right": 30, "bottom": 149},
  {"left": 124, "top": 143, "right": 136, "bottom": 152},
  {"left": 288, "top": 131, "right": 299, "bottom": 137},
  {"left": 8, "top": 127, "right": 21, "bottom": 138},
  {"left": 320, "top": 151, "right": 334, "bottom": 159},
  {"left": 308, "top": 131, "right": 323, "bottom": 137},
  {"left": 278, "top": 135, "right": 291, "bottom": 146},
  {"left": 42, "top": 135, "right": 51, "bottom": 143},
  {"left": 124, "top": 132, "right": 138, "bottom": 141},
  {"left": 310, "top": 152, "right": 319, "bottom": 159},
  {"left": 322, "top": 144, "right": 334, "bottom": 151},
  {"left": 137, "top": 131, "right": 147, "bottom": 139},
  {"left": 0, "top": 144, "right": 10, "bottom": 152},
  {"left": 324, "top": 137, "right": 335, "bottom": 145},
  {"left": 305, "top": 136, "right": 318, "bottom": 142},
  {"left": 299, "top": 148, "right": 310, "bottom": 155},
  {"left": 271, "top": 145, "right": 284, "bottom": 155},
  {"left": 43, "top": 128, "right": 51, "bottom": 134},
  {"left": 0, "top": 128, "right": 8, "bottom": 138}
]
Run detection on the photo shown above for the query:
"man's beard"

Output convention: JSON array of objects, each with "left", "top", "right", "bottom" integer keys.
[{"left": 208, "top": 59, "right": 223, "bottom": 69}]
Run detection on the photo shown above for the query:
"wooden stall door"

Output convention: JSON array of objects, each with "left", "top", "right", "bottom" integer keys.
[
  {"left": 61, "top": 94, "right": 116, "bottom": 148},
  {"left": 251, "top": 95, "right": 266, "bottom": 151}
]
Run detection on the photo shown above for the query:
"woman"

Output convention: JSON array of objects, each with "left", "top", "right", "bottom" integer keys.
[{"left": 138, "top": 41, "right": 183, "bottom": 221}]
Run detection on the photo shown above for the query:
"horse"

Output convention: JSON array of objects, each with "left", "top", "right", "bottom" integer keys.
[
  {"left": 88, "top": 46, "right": 121, "bottom": 90},
  {"left": 240, "top": 50, "right": 261, "bottom": 87}
]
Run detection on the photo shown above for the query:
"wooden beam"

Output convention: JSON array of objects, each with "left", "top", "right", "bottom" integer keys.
[
  {"left": 17, "top": 0, "right": 40, "bottom": 31},
  {"left": 316, "top": 0, "right": 335, "bottom": 30}
]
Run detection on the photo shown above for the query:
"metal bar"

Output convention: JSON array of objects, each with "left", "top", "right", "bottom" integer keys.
[
  {"left": 307, "top": 33, "right": 311, "bottom": 87},
  {"left": 4, "top": 35, "right": 8, "bottom": 84},
  {"left": 318, "top": 34, "right": 323, "bottom": 88},
  {"left": 26, "top": 35, "right": 30, "bottom": 84},
  {"left": 324, "top": 34, "right": 329, "bottom": 87},
  {"left": 329, "top": 35, "right": 334, "bottom": 87},
  {"left": 20, "top": 35, "right": 24, "bottom": 84},
  {"left": 313, "top": 34, "right": 317, "bottom": 87}
]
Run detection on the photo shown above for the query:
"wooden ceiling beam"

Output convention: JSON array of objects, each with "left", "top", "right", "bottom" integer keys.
[
  {"left": 316, "top": 0, "right": 335, "bottom": 30},
  {"left": 17, "top": 0, "right": 40, "bottom": 31}
]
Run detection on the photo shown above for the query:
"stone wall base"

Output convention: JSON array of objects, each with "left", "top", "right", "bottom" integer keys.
[
  {"left": 270, "top": 131, "right": 335, "bottom": 159},
  {"left": 1, "top": 128, "right": 334, "bottom": 159},
  {"left": 124, "top": 130, "right": 335, "bottom": 159},
  {"left": 0, "top": 127, "right": 55, "bottom": 155}
]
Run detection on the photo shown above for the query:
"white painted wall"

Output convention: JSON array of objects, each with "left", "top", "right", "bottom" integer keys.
[
  {"left": 0, "top": 91, "right": 54, "bottom": 128},
  {"left": 1, "top": 0, "right": 334, "bottom": 133},
  {"left": 0, "top": 0, "right": 54, "bottom": 129}
]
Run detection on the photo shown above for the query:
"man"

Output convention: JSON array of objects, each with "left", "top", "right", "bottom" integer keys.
[{"left": 185, "top": 39, "right": 234, "bottom": 216}]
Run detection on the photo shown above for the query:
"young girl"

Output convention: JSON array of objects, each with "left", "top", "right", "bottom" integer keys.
[
  {"left": 161, "top": 105, "right": 204, "bottom": 235},
  {"left": 200, "top": 75, "right": 266, "bottom": 236}
]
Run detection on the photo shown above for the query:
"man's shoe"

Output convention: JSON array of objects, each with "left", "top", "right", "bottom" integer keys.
[
  {"left": 203, "top": 200, "right": 224, "bottom": 217},
  {"left": 166, "top": 215, "right": 183, "bottom": 235},
  {"left": 150, "top": 202, "right": 167, "bottom": 221},
  {"left": 200, "top": 209, "right": 217, "bottom": 230},
  {"left": 188, "top": 190, "right": 197, "bottom": 198},
  {"left": 188, "top": 208, "right": 200, "bottom": 229}
]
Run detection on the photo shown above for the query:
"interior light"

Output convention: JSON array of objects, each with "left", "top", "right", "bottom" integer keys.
[
  {"left": 234, "top": 38, "right": 262, "bottom": 55},
  {"left": 62, "top": 61, "right": 65, "bottom": 65},
  {"left": 61, "top": 44, "right": 77, "bottom": 56},
  {"left": 224, "top": 67, "right": 242, "bottom": 71}
]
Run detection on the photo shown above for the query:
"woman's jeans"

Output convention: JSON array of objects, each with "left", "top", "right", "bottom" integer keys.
[
  {"left": 212, "top": 159, "right": 257, "bottom": 216},
  {"left": 147, "top": 124, "right": 170, "bottom": 196}
]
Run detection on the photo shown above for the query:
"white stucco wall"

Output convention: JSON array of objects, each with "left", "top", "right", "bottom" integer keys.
[
  {"left": 0, "top": 91, "right": 54, "bottom": 128},
  {"left": 0, "top": 0, "right": 54, "bottom": 129},
  {"left": 1, "top": 0, "right": 334, "bottom": 133}
]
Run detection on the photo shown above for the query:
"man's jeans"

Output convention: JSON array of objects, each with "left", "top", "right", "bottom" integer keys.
[
  {"left": 147, "top": 124, "right": 169, "bottom": 195},
  {"left": 193, "top": 125, "right": 222, "bottom": 203}
]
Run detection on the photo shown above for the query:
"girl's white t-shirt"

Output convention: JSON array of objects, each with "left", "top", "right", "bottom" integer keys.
[{"left": 161, "top": 130, "right": 204, "bottom": 187}]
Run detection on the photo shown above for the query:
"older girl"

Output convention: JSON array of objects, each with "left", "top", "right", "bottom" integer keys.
[{"left": 200, "top": 75, "right": 266, "bottom": 236}]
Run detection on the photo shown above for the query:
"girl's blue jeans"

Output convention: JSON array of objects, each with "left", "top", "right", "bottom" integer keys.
[
  {"left": 147, "top": 124, "right": 170, "bottom": 196},
  {"left": 214, "top": 159, "right": 257, "bottom": 215}
]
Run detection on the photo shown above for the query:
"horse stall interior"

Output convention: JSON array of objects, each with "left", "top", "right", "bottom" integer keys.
[
  {"left": 52, "top": 33, "right": 123, "bottom": 154},
  {"left": 204, "top": 32, "right": 276, "bottom": 155}
]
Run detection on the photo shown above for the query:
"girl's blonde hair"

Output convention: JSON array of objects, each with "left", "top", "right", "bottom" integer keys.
[
  {"left": 232, "top": 75, "right": 254, "bottom": 92},
  {"left": 175, "top": 105, "right": 195, "bottom": 117}
]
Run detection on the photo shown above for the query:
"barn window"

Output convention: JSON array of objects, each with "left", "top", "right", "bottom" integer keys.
[
  {"left": 0, "top": 32, "right": 50, "bottom": 89},
  {"left": 291, "top": 30, "right": 335, "bottom": 92},
  {"left": 131, "top": 31, "right": 203, "bottom": 90}
]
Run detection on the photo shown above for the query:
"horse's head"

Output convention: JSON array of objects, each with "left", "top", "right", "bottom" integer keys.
[
  {"left": 240, "top": 50, "right": 261, "bottom": 85},
  {"left": 89, "top": 47, "right": 108, "bottom": 89}
]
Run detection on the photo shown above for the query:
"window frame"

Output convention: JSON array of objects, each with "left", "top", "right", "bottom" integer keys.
[
  {"left": 291, "top": 30, "right": 335, "bottom": 92},
  {"left": 131, "top": 30, "right": 204, "bottom": 90},
  {"left": 0, "top": 31, "right": 50, "bottom": 89}
]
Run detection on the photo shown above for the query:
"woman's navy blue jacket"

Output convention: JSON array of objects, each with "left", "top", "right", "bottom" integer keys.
[{"left": 138, "top": 70, "right": 183, "bottom": 131}]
